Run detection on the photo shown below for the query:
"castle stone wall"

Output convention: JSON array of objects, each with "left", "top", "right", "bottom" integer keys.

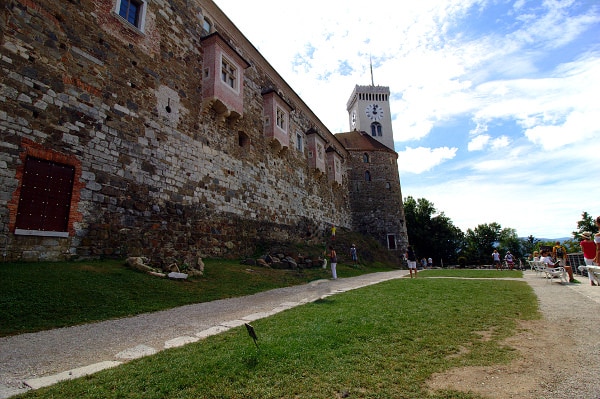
[{"left": 0, "top": 0, "right": 350, "bottom": 263}]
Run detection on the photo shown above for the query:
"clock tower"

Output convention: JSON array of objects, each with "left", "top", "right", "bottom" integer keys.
[{"left": 346, "top": 85, "right": 395, "bottom": 151}]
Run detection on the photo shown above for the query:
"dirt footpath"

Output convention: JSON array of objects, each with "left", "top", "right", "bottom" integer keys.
[{"left": 427, "top": 271, "right": 600, "bottom": 398}]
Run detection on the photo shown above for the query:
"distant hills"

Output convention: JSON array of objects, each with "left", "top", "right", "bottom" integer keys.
[{"left": 520, "top": 237, "right": 572, "bottom": 242}]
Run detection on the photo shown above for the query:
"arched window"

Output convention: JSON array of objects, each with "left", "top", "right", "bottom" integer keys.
[
  {"left": 363, "top": 153, "right": 369, "bottom": 163},
  {"left": 370, "top": 122, "right": 382, "bottom": 137},
  {"left": 365, "top": 171, "right": 371, "bottom": 181}
]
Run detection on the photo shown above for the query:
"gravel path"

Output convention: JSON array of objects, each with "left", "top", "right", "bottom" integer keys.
[{"left": 1, "top": 269, "right": 598, "bottom": 398}]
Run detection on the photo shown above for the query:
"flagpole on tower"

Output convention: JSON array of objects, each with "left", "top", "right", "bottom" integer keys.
[{"left": 370, "top": 54, "right": 374, "bottom": 86}]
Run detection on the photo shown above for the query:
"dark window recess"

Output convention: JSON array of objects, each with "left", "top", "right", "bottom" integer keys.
[
  {"left": 119, "top": 0, "right": 140, "bottom": 26},
  {"left": 15, "top": 157, "right": 75, "bottom": 232}
]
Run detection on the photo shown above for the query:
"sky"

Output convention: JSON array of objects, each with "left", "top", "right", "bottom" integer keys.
[{"left": 213, "top": 0, "right": 600, "bottom": 239}]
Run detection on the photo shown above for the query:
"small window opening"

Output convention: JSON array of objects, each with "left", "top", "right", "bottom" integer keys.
[
  {"left": 119, "top": 0, "right": 142, "bottom": 27},
  {"left": 238, "top": 131, "right": 250, "bottom": 148},
  {"left": 276, "top": 107, "right": 286, "bottom": 130},
  {"left": 221, "top": 57, "right": 237, "bottom": 89}
]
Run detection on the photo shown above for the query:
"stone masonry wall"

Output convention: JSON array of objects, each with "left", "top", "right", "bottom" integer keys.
[
  {"left": 0, "top": 0, "right": 350, "bottom": 263},
  {"left": 347, "top": 148, "right": 408, "bottom": 253}
]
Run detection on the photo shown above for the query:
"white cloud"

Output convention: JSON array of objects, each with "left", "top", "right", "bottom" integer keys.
[
  {"left": 468, "top": 134, "right": 490, "bottom": 151},
  {"left": 490, "top": 136, "right": 510, "bottom": 150},
  {"left": 397, "top": 146, "right": 457, "bottom": 174},
  {"left": 214, "top": 0, "right": 600, "bottom": 237}
]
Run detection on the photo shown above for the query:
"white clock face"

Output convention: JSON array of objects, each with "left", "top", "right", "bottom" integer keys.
[
  {"left": 351, "top": 110, "right": 357, "bottom": 127},
  {"left": 365, "top": 103, "right": 383, "bottom": 121}
]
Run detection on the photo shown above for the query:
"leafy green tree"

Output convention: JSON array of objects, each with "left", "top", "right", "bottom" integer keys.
[
  {"left": 561, "top": 238, "right": 581, "bottom": 254},
  {"left": 429, "top": 213, "right": 465, "bottom": 266},
  {"left": 463, "top": 223, "right": 502, "bottom": 265},
  {"left": 403, "top": 196, "right": 464, "bottom": 266},
  {"left": 522, "top": 235, "right": 540, "bottom": 258},
  {"left": 403, "top": 196, "right": 435, "bottom": 257},
  {"left": 498, "top": 227, "right": 524, "bottom": 260},
  {"left": 572, "top": 211, "right": 598, "bottom": 238}
]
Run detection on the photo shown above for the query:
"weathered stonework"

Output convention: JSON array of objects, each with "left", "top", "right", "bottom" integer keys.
[
  {"left": 0, "top": 0, "right": 406, "bottom": 263},
  {"left": 337, "top": 131, "right": 409, "bottom": 251}
]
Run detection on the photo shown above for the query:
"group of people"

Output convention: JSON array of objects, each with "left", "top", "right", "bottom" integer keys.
[
  {"left": 528, "top": 216, "right": 600, "bottom": 285},
  {"left": 534, "top": 244, "right": 575, "bottom": 282},
  {"left": 419, "top": 257, "right": 433, "bottom": 269},
  {"left": 326, "top": 216, "right": 600, "bottom": 284},
  {"left": 492, "top": 249, "right": 517, "bottom": 270}
]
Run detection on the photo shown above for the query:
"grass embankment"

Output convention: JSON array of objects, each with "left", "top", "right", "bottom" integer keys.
[
  {"left": 13, "top": 269, "right": 537, "bottom": 399},
  {"left": 0, "top": 258, "right": 393, "bottom": 337}
]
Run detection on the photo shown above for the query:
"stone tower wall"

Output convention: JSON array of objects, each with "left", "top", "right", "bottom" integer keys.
[
  {"left": 347, "top": 149, "right": 409, "bottom": 255},
  {"left": 0, "top": 0, "right": 350, "bottom": 263}
]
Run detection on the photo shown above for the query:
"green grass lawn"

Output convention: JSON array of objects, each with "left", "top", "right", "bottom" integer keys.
[
  {"left": 14, "top": 274, "right": 539, "bottom": 399},
  {"left": 0, "top": 258, "right": 393, "bottom": 337}
]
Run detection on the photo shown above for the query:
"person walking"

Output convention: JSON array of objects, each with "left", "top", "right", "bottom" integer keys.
[
  {"left": 350, "top": 244, "right": 358, "bottom": 266},
  {"left": 406, "top": 245, "right": 417, "bottom": 278},
  {"left": 504, "top": 251, "right": 515, "bottom": 270},
  {"left": 492, "top": 249, "right": 501, "bottom": 270},
  {"left": 329, "top": 245, "right": 338, "bottom": 280}
]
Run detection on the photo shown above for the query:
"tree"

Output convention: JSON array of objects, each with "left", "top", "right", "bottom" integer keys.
[
  {"left": 429, "top": 212, "right": 464, "bottom": 265},
  {"left": 403, "top": 196, "right": 464, "bottom": 266},
  {"left": 498, "top": 227, "right": 524, "bottom": 260},
  {"left": 403, "top": 196, "right": 435, "bottom": 258},
  {"left": 463, "top": 223, "right": 502, "bottom": 265},
  {"left": 572, "top": 211, "right": 598, "bottom": 238},
  {"left": 522, "top": 235, "right": 540, "bottom": 258}
]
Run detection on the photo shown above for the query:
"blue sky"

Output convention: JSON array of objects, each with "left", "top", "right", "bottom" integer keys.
[{"left": 214, "top": 0, "right": 600, "bottom": 239}]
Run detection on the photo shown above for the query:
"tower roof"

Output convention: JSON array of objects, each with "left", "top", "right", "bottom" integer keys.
[{"left": 335, "top": 131, "right": 396, "bottom": 154}]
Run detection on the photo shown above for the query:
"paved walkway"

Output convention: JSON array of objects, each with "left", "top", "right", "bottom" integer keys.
[{"left": 1, "top": 269, "right": 599, "bottom": 398}]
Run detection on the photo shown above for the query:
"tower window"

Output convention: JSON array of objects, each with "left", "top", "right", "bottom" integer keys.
[
  {"left": 371, "top": 122, "right": 382, "bottom": 137},
  {"left": 202, "top": 17, "right": 212, "bottom": 35},
  {"left": 363, "top": 153, "right": 370, "bottom": 163},
  {"left": 276, "top": 107, "right": 286, "bottom": 130},
  {"left": 365, "top": 171, "right": 371, "bottom": 181},
  {"left": 221, "top": 56, "right": 237, "bottom": 89},
  {"left": 296, "top": 132, "right": 304, "bottom": 152},
  {"left": 116, "top": 0, "right": 147, "bottom": 31}
]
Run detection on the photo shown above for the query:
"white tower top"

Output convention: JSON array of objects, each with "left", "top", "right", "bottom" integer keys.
[{"left": 346, "top": 85, "right": 395, "bottom": 151}]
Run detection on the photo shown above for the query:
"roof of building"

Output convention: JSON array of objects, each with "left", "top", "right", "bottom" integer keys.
[{"left": 335, "top": 131, "right": 396, "bottom": 153}]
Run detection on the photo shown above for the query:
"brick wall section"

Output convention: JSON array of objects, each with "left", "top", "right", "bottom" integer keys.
[{"left": 0, "top": 0, "right": 353, "bottom": 262}]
